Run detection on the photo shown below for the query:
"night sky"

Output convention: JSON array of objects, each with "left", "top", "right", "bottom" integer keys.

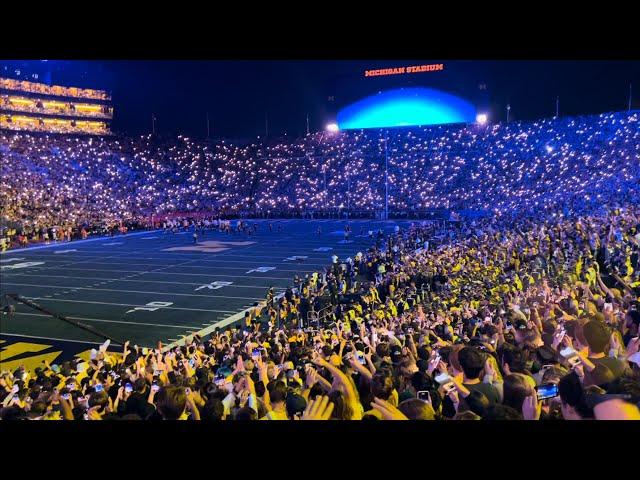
[{"left": 1, "top": 60, "right": 638, "bottom": 139}]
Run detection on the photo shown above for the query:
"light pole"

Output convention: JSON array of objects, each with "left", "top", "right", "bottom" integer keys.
[
  {"left": 506, "top": 104, "right": 511, "bottom": 123},
  {"left": 384, "top": 131, "right": 389, "bottom": 221}
]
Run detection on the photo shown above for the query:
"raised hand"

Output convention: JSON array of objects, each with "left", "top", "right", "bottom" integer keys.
[
  {"left": 370, "top": 397, "right": 409, "bottom": 420},
  {"left": 522, "top": 393, "right": 541, "bottom": 420},
  {"left": 301, "top": 395, "right": 334, "bottom": 420}
]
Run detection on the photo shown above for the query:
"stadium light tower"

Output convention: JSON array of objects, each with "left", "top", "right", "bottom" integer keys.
[
  {"left": 506, "top": 104, "right": 511, "bottom": 123},
  {"left": 326, "top": 123, "right": 339, "bottom": 133},
  {"left": 476, "top": 113, "right": 488, "bottom": 125},
  {"left": 385, "top": 132, "right": 389, "bottom": 221}
]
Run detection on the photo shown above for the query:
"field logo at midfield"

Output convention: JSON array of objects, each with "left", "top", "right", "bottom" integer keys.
[{"left": 163, "top": 240, "right": 255, "bottom": 253}]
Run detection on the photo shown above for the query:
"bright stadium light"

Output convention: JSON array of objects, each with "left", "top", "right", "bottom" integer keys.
[
  {"left": 476, "top": 113, "right": 488, "bottom": 125},
  {"left": 326, "top": 123, "right": 339, "bottom": 133},
  {"left": 546, "top": 145, "right": 554, "bottom": 153}
]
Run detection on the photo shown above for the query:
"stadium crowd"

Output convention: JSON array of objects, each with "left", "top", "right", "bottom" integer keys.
[
  {"left": 1, "top": 205, "right": 639, "bottom": 420},
  {"left": 1, "top": 110, "right": 639, "bottom": 420},
  {"left": 1, "top": 111, "right": 638, "bottom": 249}
]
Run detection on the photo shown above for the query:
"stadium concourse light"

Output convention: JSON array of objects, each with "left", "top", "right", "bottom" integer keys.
[
  {"left": 325, "top": 123, "right": 339, "bottom": 133},
  {"left": 476, "top": 113, "right": 488, "bottom": 125}
]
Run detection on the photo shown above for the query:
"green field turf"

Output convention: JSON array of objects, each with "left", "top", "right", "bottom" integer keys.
[{"left": 1, "top": 219, "right": 409, "bottom": 362}]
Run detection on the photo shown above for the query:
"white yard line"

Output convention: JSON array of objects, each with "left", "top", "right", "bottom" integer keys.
[
  {"left": 0, "top": 229, "right": 162, "bottom": 255},
  {"left": 162, "top": 306, "right": 254, "bottom": 351},
  {"left": 3, "top": 283, "right": 264, "bottom": 300},
  {"left": 1, "top": 273, "right": 287, "bottom": 289},
  {"left": 23, "top": 297, "right": 236, "bottom": 313},
  {"left": 10, "top": 312, "right": 203, "bottom": 329},
  {"left": 0, "top": 332, "right": 106, "bottom": 345}
]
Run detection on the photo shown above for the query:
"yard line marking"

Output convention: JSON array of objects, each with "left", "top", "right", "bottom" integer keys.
[
  {"left": 54, "top": 249, "right": 78, "bottom": 254},
  {"left": 0, "top": 257, "right": 26, "bottom": 263},
  {"left": 2, "top": 283, "right": 264, "bottom": 300},
  {"left": 162, "top": 306, "right": 254, "bottom": 351},
  {"left": 11, "top": 312, "right": 203, "bottom": 329},
  {"left": 0, "top": 332, "right": 106, "bottom": 345},
  {"left": 0, "top": 229, "right": 162, "bottom": 255},
  {"left": 23, "top": 297, "right": 237, "bottom": 313},
  {"left": 23, "top": 266, "right": 314, "bottom": 277},
  {"left": 1, "top": 273, "right": 287, "bottom": 289}
]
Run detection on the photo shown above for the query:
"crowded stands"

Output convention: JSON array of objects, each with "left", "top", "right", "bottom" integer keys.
[
  {"left": 1, "top": 110, "right": 639, "bottom": 420},
  {"left": 1, "top": 111, "right": 638, "bottom": 248}
]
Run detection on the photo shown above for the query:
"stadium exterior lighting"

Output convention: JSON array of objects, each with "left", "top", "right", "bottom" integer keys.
[
  {"left": 326, "top": 123, "right": 339, "bottom": 133},
  {"left": 476, "top": 113, "right": 488, "bottom": 125}
]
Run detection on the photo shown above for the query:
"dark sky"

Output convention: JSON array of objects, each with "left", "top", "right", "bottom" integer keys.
[{"left": 1, "top": 60, "right": 638, "bottom": 138}]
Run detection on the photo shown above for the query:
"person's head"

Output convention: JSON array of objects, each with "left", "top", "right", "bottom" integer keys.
[
  {"left": 134, "top": 377, "right": 147, "bottom": 393},
  {"left": 201, "top": 398, "right": 224, "bottom": 421},
  {"left": 581, "top": 320, "right": 611, "bottom": 355},
  {"left": 503, "top": 373, "right": 535, "bottom": 412},
  {"left": 88, "top": 390, "right": 110, "bottom": 413},
  {"left": 458, "top": 347, "right": 485, "bottom": 381},
  {"left": 268, "top": 381, "right": 288, "bottom": 407},
  {"left": 558, "top": 372, "right": 594, "bottom": 420},
  {"left": 235, "top": 406, "right": 258, "bottom": 421},
  {"left": 481, "top": 404, "right": 523, "bottom": 420},
  {"left": 500, "top": 344, "right": 528, "bottom": 374},
  {"left": 156, "top": 386, "right": 187, "bottom": 420},
  {"left": 286, "top": 393, "right": 307, "bottom": 420},
  {"left": 398, "top": 398, "right": 436, "bottom": 420},
  {"left": 371, "top": 372, "right": 395, "bottom": 403},
  {"left": 459, "top": 389, "right": 491, "bottom": 418}
]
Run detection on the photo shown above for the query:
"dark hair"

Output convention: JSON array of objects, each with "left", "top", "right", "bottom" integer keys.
[
  {"left": 558, "top": 372, "right": 594, "bottom": 419},
  {"left": 460, "top": 389, "right": 490, "bottom": 417},
  {"left": 458, "top": 347, "right": 485, "bottom": 380},
  {"left": 482, "top": 404, "right": 523, "bottom": 420},
  {"left": 398, "top": 399, "right": 435, "bottom": 420},
  {"left": 268, "top": 381, "right": 288, "bottom": 404},
  {"left": 235, "top": 406, "right": 258, "bottom": 420},
  {"left": 156, "top": 386, "right": 187, "bottom": 420},
  {"left": 371, "top": 372, "right": 394, "bottom": 401},
  {"left": 503, "top": 373, "right": 534, "bottom": 412},
  {"left": 134, "top": 377, "right": 147, "bottom": 393},
  {"left": 201, "top": 398, "right": 224, "bottom": 421},
  {"left": 500, "top": 344, "right": 528, "bottom": 373}
]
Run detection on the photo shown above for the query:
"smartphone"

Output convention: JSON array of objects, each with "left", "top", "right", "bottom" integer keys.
[
  {"left": 536, "top": 383, "right": 559, "bottom": 401},
  {"left": 154, "top": 369, "right": 162, "bottom": 376},
  {"left": 94, "top": 383, "right": 104, "bottom": 393},
  {"left": 61, "top": 393, "right": 71, "bottom": 400},
  {"left": 189, "top": 358, "right": 196, "bottom": 367},
  {"left": 417, "top": 390, "right": 431, "bottom": 403},
  {"left": 125, "top": 383, "right": 133, "bottom": 393},
  {"left": 559, "top": 347, "right": 581, "bottom": 367},
  {"left": 356, "top": 352, "right": 366, "bottom": 365},
  {"left": 151, "top": 382, "right": 160, "bottom": 393},
  {"left": 435, "top": 375, "right": 455, "bottom": 395}
]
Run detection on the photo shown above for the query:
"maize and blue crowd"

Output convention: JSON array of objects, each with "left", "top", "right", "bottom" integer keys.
[{"left": 1, "top": 110, "right": 639, "bottom": 420}]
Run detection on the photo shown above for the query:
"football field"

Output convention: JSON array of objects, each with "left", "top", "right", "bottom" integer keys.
[{"left": 1, "top": 219, "right": 408, "bottom": 367}]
